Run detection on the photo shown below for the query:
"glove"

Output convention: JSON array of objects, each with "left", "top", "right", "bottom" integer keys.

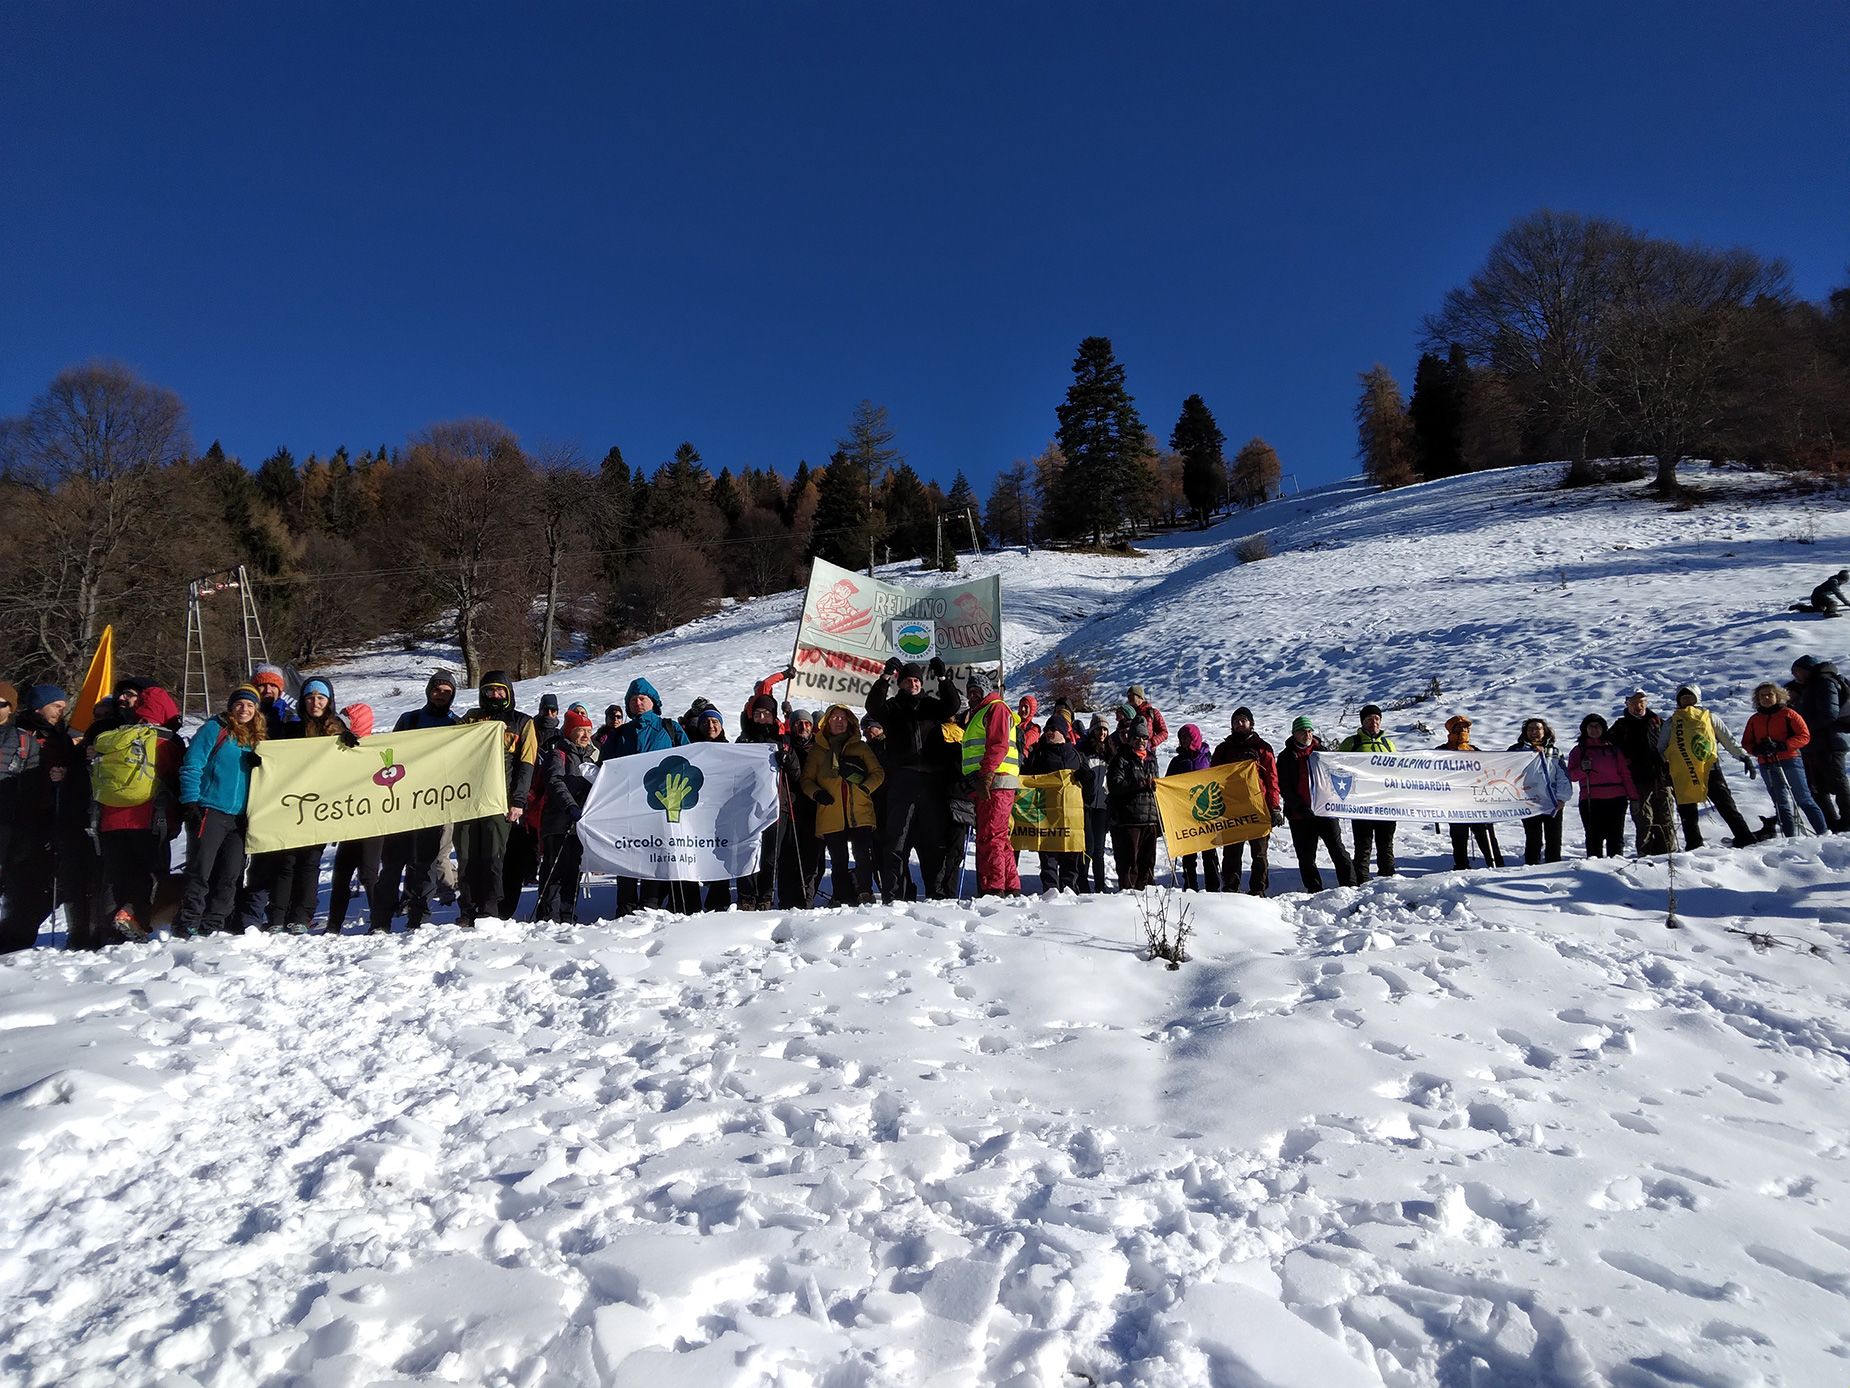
[
  {"left": 978, "top": 769, "right": 996, "bottom": 794},
  {"left": 928, "top": 656, "right": 947, "bottom": 678},
  {"left": 339, "top": 730, "right": 360, "bottom": 749},
  {"left": 1756, "top": 738, "right": 1780, "bottom": 756},
  {"left": 812, "top": 787, "right": 835, "bottom": 805},
  {"left": 272, "top": 693, "right": 296, "bottom": 722},
  {"left": 1740, "top": 756, "right": 1755, "bottom": 774},
  {"left": 842, "top": 765, "right": 867, "bottom": 787},
  {"left": 1270, "top": 806, "right": 1285, "bottom": 828},
  {"left": 883, "top": 657, "right": 902, "bottom": 676},
  {"left": 247, "top": 752, "right": 263, "bottom": 767},
  {"left": 784, "top": 665, "right": 797, "bottom": 683},
  {"left": 184, "top": 805, "right": 205, "bottom": 836}
]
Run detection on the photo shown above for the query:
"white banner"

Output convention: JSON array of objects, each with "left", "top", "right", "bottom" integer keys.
[
  {"left": 1309, "top": 750, "right": 1561, "bottom": 822},
  {"left": 576, "top": 743, "right": 782, "bottom": 880},
  {"left": 790, "top": 557, "right": 1001, "bottom": 706}
]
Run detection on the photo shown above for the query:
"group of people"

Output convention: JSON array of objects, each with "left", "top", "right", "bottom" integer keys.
[{"left": 2, "top": 647, "right": 1844, "bottom": 952}]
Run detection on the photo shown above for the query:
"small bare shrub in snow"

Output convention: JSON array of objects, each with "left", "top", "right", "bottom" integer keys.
[
  {"left": 1137, "top": 887, "right": 1194, "bottom": 970},
  {"left": 1040, "top": 652, "right": 1100, "bottom": 713},
  {"left": 1235, "top": 533, "right": 1271, "bottom": 563}
]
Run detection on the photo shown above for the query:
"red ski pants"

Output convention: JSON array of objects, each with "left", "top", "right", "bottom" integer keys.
[{"left": 975, "top": 789, "right": 1020, "bottom": 894}]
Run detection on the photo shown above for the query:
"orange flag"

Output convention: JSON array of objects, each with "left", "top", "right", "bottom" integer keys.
[{"left": 68, "top": 624, "right": 115, "bottom": 735}]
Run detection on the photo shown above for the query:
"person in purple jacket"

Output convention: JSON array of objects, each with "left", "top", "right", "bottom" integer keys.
[
  {"left": 1165, "top": 724, "right": 1219, "bottom": 890},
  {"left": 1567, "top": 713, "right": 1638, "bottom": 859}
]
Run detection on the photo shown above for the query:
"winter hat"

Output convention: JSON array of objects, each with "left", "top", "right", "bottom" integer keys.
[
  {"left": 563, "top": 707, "right": 595, "bottom": 735},
  {"left": 1127, "top": 685, "right": 1145, "bottom": 701},
  {"left": 1291, "top": 715, "right": 1315, "bottom": 733},
  {"left": 427, "top": 669, "right": 457, "bottom": 694},
  {"left": 227, "top": 684, "right": 260, "bottom": 710},
  {"left": 789, "top": 708, "right": 816, "bottom": 726},
  {"left": 1044, "top": 715, "right": 1072, "bottom": 740},
  {"left": 136, "top": 686, "right": 181, "bottom": 730},
  {"left": 1087, "top": 714, "right": 1107, "bottom": 733},
  {"left": 748, "top": 693, "right": 780, "bottom": 721},
  {"left": 0, "top": 680, "right": 17, "bottom": 710},
  {"left": 605, "top": 703, "right": 622, "bottom": 719},
  {"left": 479, "top": 670, "right": 514, "bottom": 708},
  {"left": 965, "top": 670, "right": 992, "bottom": 700},
  {"left": 301, "top": 677, "right": 333, "bottom": 703},
  {"left": 26, "top": 683, "right": 69, "bottom": 711},
  {"left": 697, "top": 706, "right": 724, "bottom": 731},
  {"left": 1359, "top": 703, "right": 1383, "bottom": 720},
  {"left": 342, "top": 703, "right": 376, "bottom": 737},
  {"left": 1791, "top": 655, "right": 1818, "bottom": 676},
  {"left": 540, "top": 693, "right": 559, "bottom": 712},
  {"left": 1445, "top": 714, "right": 1472, "bottom": 733},
  {"left": 1116, "top": 701, "right": 1137, "bottom": 722},
  {"left": 569, "top": 702, "right": 589, "bottom": 717},
  {"left": 1179, "top": 723, "right": 1203, "bottom": 749},
  {"left": 898, "top": 662, "right": 925, "bottom": 683},
  {"left": 1231, "top": 706, "right": 1254, "bottom": 725},
  {"left": 253, "top": 663, "right": 288, "bottom": 692},
  {"left": 861, "top": 715, "right": 884, "bottom": 734},
  {"left": 1130, "top": 717, "right": 1152, "bottom": 743}
]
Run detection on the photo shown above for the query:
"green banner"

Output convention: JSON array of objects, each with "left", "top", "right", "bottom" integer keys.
[{"left": 245, "top": 721, "right": 507, "bottom": 853}]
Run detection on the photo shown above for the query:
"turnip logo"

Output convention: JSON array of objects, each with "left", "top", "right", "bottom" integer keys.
[{"left": 645, "top": 755, "right": 704, "bottom": 823}]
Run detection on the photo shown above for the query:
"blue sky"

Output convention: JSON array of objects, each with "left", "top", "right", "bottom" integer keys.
[{"left": 3, "top": 3, "right": 1845, "bottom": 494}]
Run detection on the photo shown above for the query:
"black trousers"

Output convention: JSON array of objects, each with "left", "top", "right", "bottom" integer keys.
[
  {"left": 1220, "top": 835, "right": 1270, "bottom": 895},
  {"left": 1112, "top": 824, "right": 1157, "bottom": 890},
  {"left": 1448, "top": 823, "right": 1505, "bottom": 869},
  {"left": 371, "top": 826, "right": 442, "bottom": 929},
  {"left": 1630, "top": 785, "right": 1675, "bottom": 856},
  {"left": 270, "top": 843, "right": 326, "bottom": 928},
  {"left": 97, "top": 828, "right": 167, "bottom": 932},
  {"left": 1038, "top": 851, "right": 1086, "bottom": 891},
  {"left": 1802, "top": 746, "right": 1850, "bottom": 830},
  {"left": 536, "top": 832, "right": 584, "bottom": 921},
  {"left": 1351, "top": 820, "right": 1396, "bottom": 881},
  {"left": 880, "top": 768, "right": 947, "bottom": 901},
  {"left": 1083, "top": 808, "right": 1110, "bottom": 892},
  {"left": 1521, "top": 812, "right": 1563, "bottom": 865},
  {"left": 821, "top": 827, "right": 877, "bottom": 905},
  {"left": 179, "top": 809, "right": 245, "bottom": 936},
  {"left": 456, "top": 813, "right": 513, "bottom": 923},
  {"left": 935, "top": 821, "right": 969, "bottom": 898},
  {"left": 328, "top": 838, "right": 382, "bottom": 932},
  {"left": 1581, "top": 798, "right": 1627, "bottom": 857},
  {"left": 1178, "top": 852, "right": 1220, "bottom": 892},
  {"left": 501, "top": 822, "right": 539, "bottom": 917},
  {"left": 236, "top": 850, "right": 281, "bottom": 933},
  {"left": 1677, "top": 769, "right": 1754, "bottom": 848},
  {"left": 1287, "top": 815, "right": 1354, "bottom": 891}
]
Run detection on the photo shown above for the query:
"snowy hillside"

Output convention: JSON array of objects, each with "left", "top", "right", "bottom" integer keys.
[{"left": 5, "top": 463, "right": 1850, "bottom": 1386}]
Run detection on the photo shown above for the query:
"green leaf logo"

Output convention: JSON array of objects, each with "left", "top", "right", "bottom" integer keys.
[
  {"left": 1014, "top": 787, "right": 1048, "bottom": 825},
  {"left": 1191, "top": 780, "right": 1225, "bottom": 823}
]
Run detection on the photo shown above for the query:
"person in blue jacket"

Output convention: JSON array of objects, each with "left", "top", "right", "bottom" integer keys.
[
  {"left": 608, "top": 677, "right": 686, "bottom": 914},
  {"left": 175, "top": 685, "right": 265, "bottom": 939}
]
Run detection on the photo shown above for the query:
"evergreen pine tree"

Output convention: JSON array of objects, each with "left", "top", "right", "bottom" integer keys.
[
  {"left": 944, "top": 470, "right": 984, "bottom": 548},
  {"left": 1408, "top": 347, "right": 1468, "bottom": 480},
  {"left": 783, "top": 461, "right": 812, "bottom": 526},
  {"left": 644, "top": 442, "right": 722, "bottom": 549},
  {"left": 1049, "top": 336, "right": 1151, "bottom": 543},
  {"left": 811, "top": 449, "right": 880, "bottom": 570},
  {"left": 1170, "top": 394, "right": 1227, "bottom": 527},
  {"left": 1356, "top": 365, "right": 1420, "bottom": 489},
  {"left": 879, "top": 462, "right": 931, "bottom": 560},
  {"left": 711, "top": 467, "right": 743, "bottom": 528}
]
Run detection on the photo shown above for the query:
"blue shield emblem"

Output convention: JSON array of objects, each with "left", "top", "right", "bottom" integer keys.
[{"left": 1330, "top": 770, "right": 1355, "bottom": 802}]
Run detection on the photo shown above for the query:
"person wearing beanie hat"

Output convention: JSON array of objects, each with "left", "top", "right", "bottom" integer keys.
[
  {"left": 533, "top": 698, "right": 601, "bottom": 922},
  {"left": 536, "top": 693, "right": 561, "bottom": 742},
  {"left": 1021, "top": 711, "right": 1096, "bottom": 892},
  {"left": 1509, "top": 717, "right": 1571, "bottom": 865},
  {"left": 605, "top": 676, "right": 690, "bottom": 916},
  {"left": 1106, "top": 718, "right": 1159, "bottom": 889},
  {"left": 1277, "top": 713, "right": 1355, "bottom": 892},
  {"left": 0, "top": 679, "right": 33, "bottom": 891},
  {"left": 1126, "top": 685, "right": 1169, "bottom": 749},
  {"left": 1435, "top": 715, "right": 1505, "bottom": 871},
  {"left": 1166, "top": 724, "right": 1219, "bottom": 892},
  {"left": 1076, "top": 716, "right": 1113, "bottom": 893},
  {"left": 1787, "top": 655, "right": 1850, "bottom": 829},
  {"left": 867, "top": 646, "right": 963, "bottom": 900},
  {"left": 91, "top": 685, "right": 186, "bottom": 942},
  {"left": 171, "top": 679, "right": 266, "bottom": 940},
  {"left": 368, "top": 672, "right": 462, "bottom": 935},
  {"left": 321, "top": 702, "right": 382, "bottom": 935},
  {"left": 1654, "top": 686, "right": 1757, "bottom": 849},
  {"left": 251, "top": 664, "right": 296, "bottom": 738},
  {"left": 735, "top": 686, "right": 809, "bottom": 910},
  {"left": 1608, "top": 688, "right": 1674, "bottom": 855},
  {"left": 961, "top": 669, "right": 1023, "bottom": 896},
  {"left": 3, "top": 679, "right": 92, "bottom": 950},
  {"left": 1339, "top": 704, "right": 1397, "bottom": 882},
  {"left": 457, "top": 669, "right": 542, "bottom": 926},
  {"left": 1803, "top": 568, "right": 1850, "bottom": 616},
  {"left": 1212, "top": 708, "right": 1283, "bottom": 896},
  {"left": 265, "top": 676, "right": 358, "bottom": 934},
  {"left": 0, "top": 680, "right": 45, "bottom": 950},
  {"left": 562, "top": 706, "right": 595, "bottom": 736}
]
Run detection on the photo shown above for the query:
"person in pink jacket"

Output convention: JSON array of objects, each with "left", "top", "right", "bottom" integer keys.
[{"left": 1567, "top": 713, "right": 1638, "bottom": 858}]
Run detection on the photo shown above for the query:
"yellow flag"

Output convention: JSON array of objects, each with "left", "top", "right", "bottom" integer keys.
[
  {"left": 1155, "top": 761, "right": 1270, "bottom": 853},
  {"left": 245, "top": 721, "right": 508, "bottom": 853},
  {"left": 68, "top": 625, "right": 115, "bottom": 735},
  {"left": 1663, "top": 707, "right": 1720, "bottom": 806},
  {"left": 1009, "top": 769, "right": 1086, "bottom": 852}
]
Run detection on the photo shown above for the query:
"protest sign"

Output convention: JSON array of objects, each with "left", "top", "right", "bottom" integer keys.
[
  {"left": 576, "top": 742, "right": 782, "bottom": 880},
  {"left": 1154, "top": 762, "right": 1271, "bottom": 853},
  {"left": 1309, "top": 750, "right": 1557, "bottom": 822},
  {"left": 1008, "top": 769, "right": 1086, "bottom": 851}
]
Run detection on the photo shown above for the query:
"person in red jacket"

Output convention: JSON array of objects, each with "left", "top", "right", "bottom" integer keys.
[
  {"left": 1210, "top": 707, "right": 1284, "bottom": 895},
  {"left": 1275, "top": 716, "right": 1355, "bottom": 890},
  {"left": 1127, "top": 685, "right": 1169, "bottom": 749},
  {"left": 93, "top": 684, "right": 185, "bottom": 943},
  {"left": 1015, "top": 694, "right": 1041, "bottom": 763},
  {"left": 1743, "top": 682, "right": 1828, "bottom": 837},
  {"left": 965, "top": 671, "right": 1020, "bottom": 895},
  {"left": 1567, "top": 713, "right": 1638, "bottom": 858}
]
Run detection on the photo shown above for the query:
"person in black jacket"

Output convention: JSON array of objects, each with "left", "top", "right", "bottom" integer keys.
[
  {"left": 534, "top": 708, "right": 598, "bottom": 921},
  {"left": 1275, "top": 716, "right": 1355, "bottom": 892},
  {"left": 1107, "top": 719, "right": 1159, "bottom": 890},
  {"left": 456, "top": 670, "right": 539, "bottom": 927},
  {"left": 1022, "top": 715, "right": 1096, "bottom": 891},
  {"left": 736, "top": 693, "right": 807, "bottom": 909},
  {"left": 866, "top": 656, "right": 960, "bottom": 900},
  {"left": 1789, "top": 655, "right": 1850, "bottom": 829},
  {"left": 1609, "top": 689, "right": 1673, "bottom": 855},
  {"left": 369, "top": 670, "right": 460, "bottom": 932},
  {"left": 1077, "top": 717, "right": 1114, "bottom": 893},
  {"left": 3, "top": 685, "right": 83, "bottom": 951}
]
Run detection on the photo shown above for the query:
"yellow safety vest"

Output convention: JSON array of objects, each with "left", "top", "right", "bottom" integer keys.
[{"left": 962, "top": 700, "right": 1020, "bottom": 779}]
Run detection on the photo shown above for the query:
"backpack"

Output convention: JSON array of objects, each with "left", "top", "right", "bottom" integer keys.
[{"left": 91, "top": 724, "right": 162, "bottom": 807}]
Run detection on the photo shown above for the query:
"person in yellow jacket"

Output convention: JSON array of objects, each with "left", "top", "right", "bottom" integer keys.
[
  {"left": 800, "top": 704, "right": 886, "bottom": 906},
  {"left": 1655, "top": 683, "right": 1756, "bottom": 849}
]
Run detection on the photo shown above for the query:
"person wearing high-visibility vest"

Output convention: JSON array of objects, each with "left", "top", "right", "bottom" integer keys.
[{"left": 961, "top": 670, "right": 1020, "bottom": 895}]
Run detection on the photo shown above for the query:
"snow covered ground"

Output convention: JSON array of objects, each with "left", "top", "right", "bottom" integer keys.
[{"left": 5, "top": 463, "right": 1850, "bottom": 1385}]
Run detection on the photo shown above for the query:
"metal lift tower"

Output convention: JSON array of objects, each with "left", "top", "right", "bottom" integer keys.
[{"left": 181, "top": 566, "right": 272, "bottom": 721}]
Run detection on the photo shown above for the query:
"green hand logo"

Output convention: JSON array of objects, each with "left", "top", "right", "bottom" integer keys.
[
  {"left": 644, "top": 755, "right": 705, "bottom": 823},
  {"left": 1691, "top": 731, "right": 1714, "bottom": 762},
  {"left": 1015, "top": 787, "right": 1048, "bottom": 825},
  {"left": 1191, "top": 780, "right": 1226, "bottom": 823}
]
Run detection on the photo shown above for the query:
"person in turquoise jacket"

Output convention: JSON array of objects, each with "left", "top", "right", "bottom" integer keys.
[{"left": 175, "top": 684, "right": 265, "bottom": 938}]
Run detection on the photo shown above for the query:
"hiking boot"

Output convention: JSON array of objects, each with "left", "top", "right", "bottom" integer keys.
[
  {"left": 112, "top": 908, "right": 150, "bottom": 942},
  {"left": 283, "top": 921, "right": 308, "bottom": 936}
]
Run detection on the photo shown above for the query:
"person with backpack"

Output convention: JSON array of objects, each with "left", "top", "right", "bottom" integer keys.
[
  {"left": 1787, "top": 656, "right": 1850, "bottom": 830},
  {"left": 1610, "top": 689, "right": 1674, "bottom": 856},
  {"left": 1078, "top": 717, "right": 1114, "bottom": 893},
  {"left": 1015, "top": 695, "right": 1042, "bottom": 765},
  {"left": 1437, "top": 715, "right": 1505, "bottom": 870},
  {"left": 1655, "top": 686, "right": 1757, "bottom": 850},
  {"left": 369, "top": 670, "right": 459, "bottom": 932},
  {"left": 325, "top": 703, "right": 382, "bottom": 936},
  {"left": 175, "top": 686, "right": 266, "bottom": 939},
  {"left": 0, "top": 680, "right": 42, "bottom": 948},
  {"left": 801, "top": 705, "right": 885, "bottom": 906},
  {"left": 867, "top": 656, "right": 960, "bottom": 901},
  {"left": 1107, "top": 718, "right": 1159, "bottom": 890},
  {"left": 1567, "top": 713, "right": 1638, "bottom": 858},
  {"left": 1276, "top": 715, "right": 1356, "bottom": 891},
  {"left": 1165, "top": 724, "right": 1219, "bottom": 891},
  {"left": 1022, "top": 714, "right": 1095, "bottom": 892},
  {"left": 533, "top": 706, "right": 599, "bottom": 921},
  {"left": 1509, "top": 718, "right": 1572, "bottom": 864},
  {"left": 456, "top": 670, "right": 539, "bottom": 927},
  {"left": 962, "top": 672, "right": 1021, "bottom": 897},
  {"left": 1212, "top": 708, "right": 1284, "bottom": 895},
  {"left": 1126, "top": 685, "right": 1169, "bottom": 749},
  {"left": 90, "top": 684, "right": 185, "bottom": 943},
  {"left": 1743, "top": 682, "right": 1829, "bottom": 837},
  {"left": 268, "top": 678, "right": 360, "bottom": 934},
  {"left": 1339, "top": 705, "right": 1398, "bottom": 881},
  {"left": 607, "top": 676, "right": 688, "bottom": 915}
]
